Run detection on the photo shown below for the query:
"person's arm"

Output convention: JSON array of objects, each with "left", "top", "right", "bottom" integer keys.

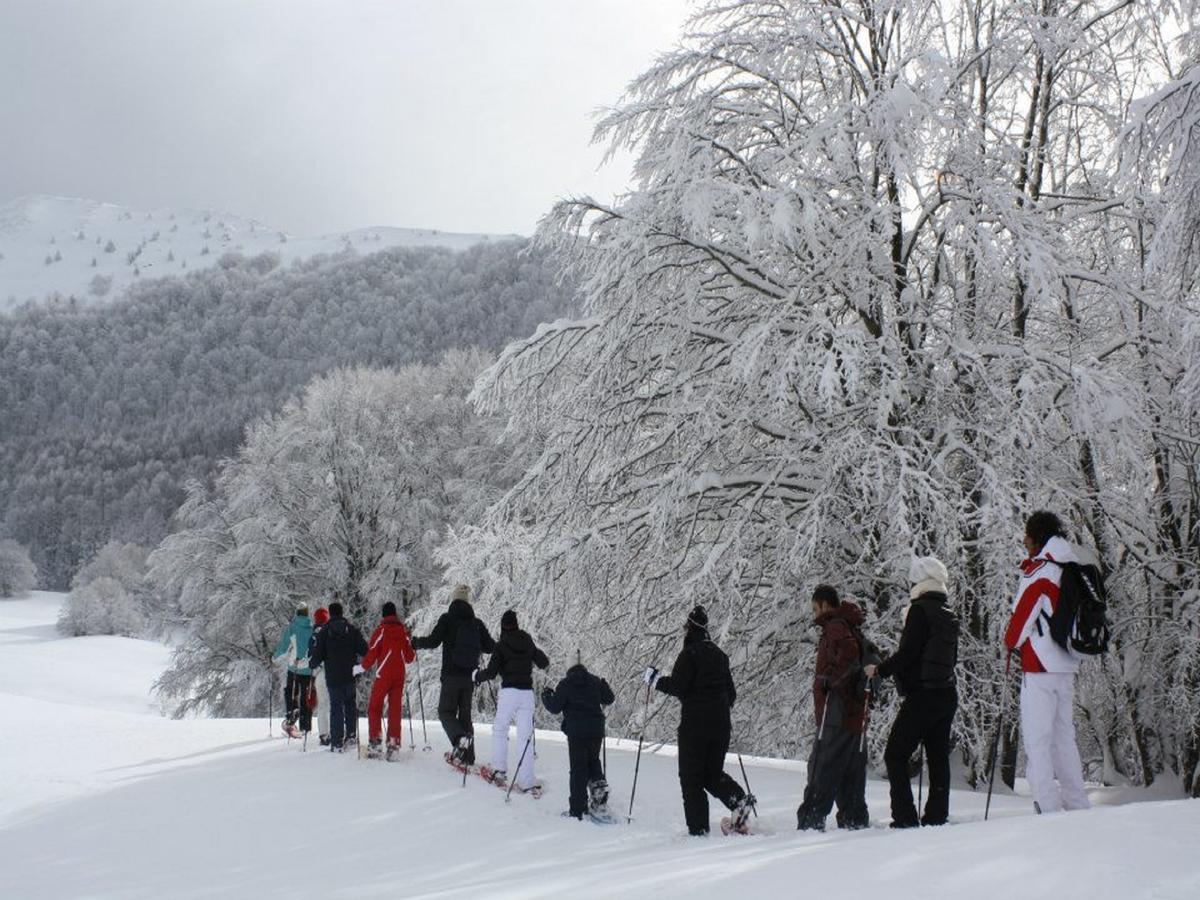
[
  {"left": 475, "top": 645, "right": 503, "bottom": 683},
  {"left": 598, "top": 678, "right": 615, "bottom": 706},
  {"left": 400, "top": 623, "right": 416, "bottom": 665},
  {"left": 655, "top": 648, "right": 694, "bottom": 698},
  {"left": 478, "top": 622, "right": 496, "bottom": 654},
  {"left": 821, "top": 622, "right": 858, "bottom": 689},
  {"left": 1004, "top": 571, "right": 1057, "bottom": 651},
  {"left": 308, "top": 627, "right": 326, "bottom": 670},
  {"left": 361, "top": 624, "right": 382, "bottom": 671},
  {"left": 541, "top": 680, "right": 566, "bottom": 714},
  {"left": 532, "top": 643, "right": 550, "bottom": 671},
  {"left": 411, "top": 614, "right": 447, "bottom": 650},
  {"left": 726, "top": 659, "right": 737, "bottom": 709},
  {"left": 876, "top": 606, "right": 929, "bottom": 680},
  {"left": 355, "top": 626, "right": 368, "bottom": 659}
]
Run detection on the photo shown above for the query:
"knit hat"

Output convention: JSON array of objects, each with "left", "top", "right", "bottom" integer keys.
[
  {"left": 381, "top": 601, "right": 397, "bottom": 618},
  {"left": 296, "top": 602, "right": 309, "bottom": 616},
  {"left": 451, "top": 584, "right": 470, "bottom": 603},
  {"left": 687, "top": 605, "right": 708, "bottom": 630},
  {"left": 909, "top": 556, "right": 949, "bottom": 600},
  {"left": 501, "top": 609, "right": 518, "bottom": 631},
  {"left": 313, "top": 607, "right": 330, "bottom": 627}
]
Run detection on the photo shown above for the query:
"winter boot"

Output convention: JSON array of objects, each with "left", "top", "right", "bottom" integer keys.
[
  {"left": 480, "top": 766, "right": 507, "bottom": 787},
  {"left": 561, "top": 810, "right": 584, "bottom": 820},
  {"left": 385, "top": 739, "right": 401, "bottom": 761},
  {"left": 587, "top": 779, "right": 611, "bottom": 816},
  {"left": 319, "top": 734, "right": 331, "bottom": 747},
  {"left": 450, "top": 735, "right": 472, "bottom": 766},
  {"left": 727, "top": 793, "right": 756, "bottom": 834},
  {"left": 366, "top": 739, "right": 383, "bottom": 759},
  {"left": 282, "top": 721, "right": 300, "bottom": 739}
]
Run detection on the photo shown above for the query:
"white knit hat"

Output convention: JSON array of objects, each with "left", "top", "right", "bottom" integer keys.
[{"left": 909, "top": 556, "right": 949, "bottom": 600}]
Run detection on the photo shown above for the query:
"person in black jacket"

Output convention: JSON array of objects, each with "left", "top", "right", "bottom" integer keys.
[
  {"left": 542, "top": 654, "right": 616, "bottom": 820},
  {"left": 411, "top": 585, "right": 496, "bottom": 765},
  {"left": 645, "top": 605, "right": 755, "bottom": 836},
  {"left": 307, "top": 601, "right": 368, "bottom": 751},
  {"left": 475, "top": 609, "right": 549, "bottom": 790},
  {"left": 865, "top": 556, "right": 960, "bottom": 827}
]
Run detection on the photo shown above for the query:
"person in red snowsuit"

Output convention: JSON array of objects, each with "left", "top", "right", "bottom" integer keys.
[{"left": 361, "top": 601, "right": 416, "bottom": 755}]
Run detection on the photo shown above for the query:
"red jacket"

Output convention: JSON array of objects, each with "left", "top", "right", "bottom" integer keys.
[
  {"left": 362, "top": 615, "right": 415, "bottom": 681},
  {"left": 1003, "top": 536, "right": 1081, "bottom": 674},
  {"left": 812, "top": 601, "right": 866, "bottom": 733}
]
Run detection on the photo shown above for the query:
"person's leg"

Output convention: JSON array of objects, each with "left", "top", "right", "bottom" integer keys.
[
  {"left": 702, "top": 727, "right": 745, "bottom": 811},
  {"left": 836, "top": 731, "right": 869, "bottom": 829},
  {"left": 438, "top": 677, "right": 466, "bottom": 749},
  {"left": 329, "top": 680, "right": 346, "bottom": 748},
  {"left": 921, "top": 691, "right": 956, "bottom": 825},
  {"left": 585, "top": 736, "right": 608, "bottom": 809},
  {"left": 884, "top": 696, "right": 923, "bottom": 827},
  {"left": 514, "top": 690, "right": 536, "bottom": 789},
  {"left": 298, "top": 674, "right": 313, "bottom": 733},
  {"left": 567, "top": 737, "right": 588, "bottom": 818},
  {"left": 456, "top": 678, "right": 476, "bottom": 763},
  {"left": 1020, "top": 674, "right": 1061, "bottom": 813},
  {"left": 284, "top": 671, "right": 298, "bottom": 724},
  {"left": 344, "top": 683, "right": 360, "bottom": 743},
  {"left": 367, "top": 678, "right": 386, "bottom": 744},
  {"left": 677, "top": 731, "right": 711, "bottom": 835},
  {"left": 799, "top": 723, "right": 856, "bottom": 829},
  {"left": 386, "top": 676, "right": 405, "bottom": 746},
  {"left": 492, "top": 687, "right": 518, "bottom": 774},
  {"left": 1049, "top": 674, "right": 1091, "bottom": 811},
  {"left": 315, "top": 673, "right": 330, "bottom": 739}
]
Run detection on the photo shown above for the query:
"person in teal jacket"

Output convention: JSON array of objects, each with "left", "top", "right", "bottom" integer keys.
[{"left": 273, "top": 603, "right": 314, "bottom": 738}]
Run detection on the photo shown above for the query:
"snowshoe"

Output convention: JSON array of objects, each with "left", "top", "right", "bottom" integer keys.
[
  {"left": 281, "top": 722, "right": 300, "bottom": 739},
  {"left": 366, "top": 740, "right": 383, "bottom": 760},
  {"left": 319, "top": 735, "right": 331, "bottom": 747},
  {"left": 720, "top": 793, "right": 757, "bottom": 836},
  {"left": 385, "top": 741, "right": 402, "bottom": 762},
  {"left": 561, "top": 810, "right": 584, "bottom": 821},
  {"left": 444, "top": 750, "right": 471, "bottom": 775},
  {"left": 478, "top": 765, "right": 508, "bottom": 787}
]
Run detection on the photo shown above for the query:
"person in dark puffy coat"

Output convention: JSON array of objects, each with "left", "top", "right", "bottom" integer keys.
[
  {"left": 866, "top": 556, "right": 960, "bottom": 827},
  {"left": 307, "top": 601, "right": 368, "bottom": 751},
  {"left": 795, "top": 584, "right": 870, "bottom": 831},
  {"left": 645, "top": 605, "right": 755, "bottom": 836},
  {"left": 542, "top": 654, "right": 616, "bottom": 819}
]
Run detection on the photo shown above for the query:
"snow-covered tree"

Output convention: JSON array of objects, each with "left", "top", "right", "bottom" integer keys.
[
  {"left": 444, "top": 0, "right": 1199, "bottom": 791},
  {"left": 0, "top": 539, "right": 37, "bottom": 597},
  {"left": 58, "top": 541, "right": 152, "bottom": 637}
]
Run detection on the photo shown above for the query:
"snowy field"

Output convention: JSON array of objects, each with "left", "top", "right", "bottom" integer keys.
[{"left": 1, "top": 593, "right": 1197, "bottom": 900}]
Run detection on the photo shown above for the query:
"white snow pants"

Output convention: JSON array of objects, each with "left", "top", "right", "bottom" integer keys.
[
  {"left": 315, "top": 670, "right": 330, "bottom": 737},
  {"left": 492, "top": 687, "right": 536, "bottom": 789},
  {"left": 1019, "top": 672, "right": 1091, "bottom": 813}
]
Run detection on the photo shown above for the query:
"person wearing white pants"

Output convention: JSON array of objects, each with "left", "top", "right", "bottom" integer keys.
[
  {"left": 474, "top": 608, "right": 550, "bottom": 790},
  {"left": 1004, "top": 512, "right": 1092, "bottom": 814},
  {"left": 311, "top": 607, "right": 332, "bottom": 745}
]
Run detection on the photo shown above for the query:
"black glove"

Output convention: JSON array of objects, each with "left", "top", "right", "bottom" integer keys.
[
  {"left": 541, "top": 687, "right": 553, "bottom": 705},
  {"left": 817, "top": 676, "right": 831, "bottom": 695}
]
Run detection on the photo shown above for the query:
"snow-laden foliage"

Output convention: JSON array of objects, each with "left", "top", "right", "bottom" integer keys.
[
  {"left": 0, "top": 241, "right": 570, "bottom": 589},
  {"left": 441, "top": 0, "right": 1200, "bottom": 793},
  {"left": 150, "top": 351, "right": 530, "bottom": 716},
  {"left": 0, "top": 539, "right": 37, "bottom": 598},
  {"left": 58, "top": 541, "right": 152, "bottom": 637}
]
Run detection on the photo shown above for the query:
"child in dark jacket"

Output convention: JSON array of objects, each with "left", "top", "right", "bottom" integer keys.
[{"left": 542, "top": 656, "right": 616, "bottom": 820}]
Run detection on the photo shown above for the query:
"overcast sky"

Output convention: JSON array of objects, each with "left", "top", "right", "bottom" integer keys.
[{"left": 0, "top": 0, "right": 690, "bottom": 236}]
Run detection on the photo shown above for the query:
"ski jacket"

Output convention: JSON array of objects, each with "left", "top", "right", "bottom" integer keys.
[
  {"left": 308, "top": 613, "right": 368, "bottom": 687},
  {"left": 542, "top": 664, "right": 615, "bottom": 739},
  {"left": 1004, "top": 536, "right": 1081, "bottom": 674},
  {"left": 362, "top": 615, "right": 416, "bottom": 682},
  {"left": 273, "top": 614, "right": 314, "bottom": 675},
  {"left": 876, "top": 592, "right": 959, "bottom": 695},
  {"left": 812, "top": 601, "right": 866, "bottom": 733},
  {"left": 412, "top": 599, "right": 496, "bottom": 679},
  {"left": 656, "top": 630, "right": 736, "bottom": 734},
  {"left": 475, "top": 628, "right": 549, "bottom": 690}
]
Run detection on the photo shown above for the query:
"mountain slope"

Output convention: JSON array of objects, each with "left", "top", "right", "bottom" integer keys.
[{"left": 0, "top": 194, "right": 516, "bottom": 311}]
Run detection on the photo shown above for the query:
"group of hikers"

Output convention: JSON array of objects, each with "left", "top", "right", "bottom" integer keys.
[{"left": 272, "top": 509, "right": 1098, "bottom": 834}]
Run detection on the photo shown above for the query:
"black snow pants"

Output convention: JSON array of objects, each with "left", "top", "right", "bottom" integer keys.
[
  {"left": 567, "top": 735, "right": 605, "bottom": 818},
  {"left": 884, "top": 688, "right": 957, "bottom": 826},
  {"left": 438, "top": 674, "right": 476, "bottom": 763},
  {"left": 677, "top": 725, "right": 746, "bottom": 835},
  {"left": 796, "top": 695, "right": 869, "bottom": 830},
  {"left": 328, "top": 680, "right": 358, "bottom": 749},
  {"left": 284, "top": 671, "right": 313, "bottom": 732}
]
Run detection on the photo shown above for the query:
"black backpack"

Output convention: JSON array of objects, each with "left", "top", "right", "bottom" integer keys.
[
  {"left": 851, "top": 625, "right": 883, "bottom": 700},
  {"left": 451, "top": 618, "right": 483, "bottom": 670},
  {"left": 1047, "top": 561, "right": 1110, "bottom": 656}
]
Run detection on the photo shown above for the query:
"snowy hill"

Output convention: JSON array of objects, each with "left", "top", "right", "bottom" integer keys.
[
  {"left": 1, "top": 593, "right": 1196, "bottom": 899},
  {"left": 0, "top": 194, "right": 516, "bottom": 312}
]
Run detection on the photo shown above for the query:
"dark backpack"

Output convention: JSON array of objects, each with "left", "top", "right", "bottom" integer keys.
[
  {"left": 851, "top": 625, "right": 883, "bottom": 701},
  {"left": 1047, "top": 561, "right": 1110, "bottom": 656},
  {"left": 451, "top": 618, "right": 483, "bottom": 670}
]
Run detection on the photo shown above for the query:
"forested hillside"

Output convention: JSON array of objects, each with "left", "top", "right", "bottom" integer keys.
[{"left": 0, "top": 242, "right": 570, "bottom": 587}]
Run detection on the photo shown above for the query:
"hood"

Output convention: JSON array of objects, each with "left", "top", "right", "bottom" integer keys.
[
  {"left": 565, "top": 663, "right": 590, "bottom": 681},
  {"left": 817, "top": 600, "right": 864, "bottom": 630},
  {"left": 449, "top": 598, "right": 474, "bottom": 620},
  {"left": 379, "top": 614, "right": 402, "bottom": 627},
  {"left": 499, "top": 629, "right": 534, "bottom": 654},
  {"left": 912, "top": 591, "right": 948, "bottom": 607},
  {"left": 1036, "top": 535, "right": 1079, "bottom": 565}
]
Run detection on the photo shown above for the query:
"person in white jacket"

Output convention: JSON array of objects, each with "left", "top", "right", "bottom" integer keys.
[{"left": 1003, "top": 511, "right": 1091, "bottom": 814}]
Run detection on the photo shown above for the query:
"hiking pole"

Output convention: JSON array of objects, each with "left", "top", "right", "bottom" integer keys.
[
  {"left": 628, "top": 679, "right": 654, "bottom": 819},
  {"left": 415, "top": 656, "right": 430, "bottom": 749},
  {"left": 505, "top": 736, "right": 535, "bottom": 803},
  {"left": 268, "top": 668, "right": 274, "bottom": 737},
  {"left": 736, "top": 752, "right": 758, "bottom": 818},
  {"left": 985, "top": 653, "right": 1015, "bottom": 822},
  {"left": 917, "top": 746, "right": 924, "bottom": 812},
  {"left": 406, "top": 685, "right": 416, "bottom": 750},
  {"left": 859, "top": 682, "right": 873, "bottom": 753}
]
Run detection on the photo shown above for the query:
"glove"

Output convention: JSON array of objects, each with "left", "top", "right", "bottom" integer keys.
[
  {"left": 816, "top": 676, "right": 831, "bottom": 695},
  {"left": 643, "top": 666, "right": 659, "bottom": 686},
  {"left": 352, "top": 664, "right": 365, "bottom": 677},
  {"left": 471, "top": 668, "right": 481, "bottom": 684},
  {"left": 541, "top": 687, "right": 553, "bottom": 705}
]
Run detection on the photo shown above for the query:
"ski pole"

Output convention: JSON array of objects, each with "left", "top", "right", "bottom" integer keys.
[
  {"left": 506, "top": 736, "right": 534, "bottom": 803},
  {"left": 406, "top": 685, "right": 416, "bottom": 750},
  {"left": 628, "top": 679, "right": 653, "bottom": 818},
  {"left": 415, "top": 656, "right": 430, "bottom": 749},
  {"left": 268, "top": 667, "right": 274, "bottom": 737},
  {"left": 917, "top": 746, "right": 924, "bottom": 811},
  {"left": 985, "top": 653, "right": 1014, "bottom": 821},
  {"left": 859, "top": 682, "right": 873, "bottom": 753},
  {"left": 736, "top": 751, "right": 757, "bottom": 818}
]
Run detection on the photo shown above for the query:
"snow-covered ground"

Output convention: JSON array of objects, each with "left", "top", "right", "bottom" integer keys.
[
  {"left": 1, "top": 593, "right": 1196, "bottom": 899},
  {"left": 0, "top": 194, "right": 517, "bottom": 311}
]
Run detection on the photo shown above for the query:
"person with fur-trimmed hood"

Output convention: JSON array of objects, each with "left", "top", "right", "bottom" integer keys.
[
  {"left": 542, "top": 652, "right": 616, "bottom": 820},
  {"left": 644, "top": 605, "right": 755, "bottom": 836},
  {"left": 1003, "top": 511, "right": 1091, "bottom": 814},
  {"left": 865, "top": 557, "right": 960, "bottom": 827},
  {"left": 795, "top": 585, "right": 870, "bottom": 831}
]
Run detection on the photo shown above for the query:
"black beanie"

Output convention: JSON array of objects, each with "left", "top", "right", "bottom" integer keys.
[
  {"left": 382, "top": 601, "right": 397, "bottom": 618},
  {"left": 687, "top": 605, "right": 708, "bottom": 630},
  {"left": 501, "top": 609, "right": 518, "bottom": 631}
]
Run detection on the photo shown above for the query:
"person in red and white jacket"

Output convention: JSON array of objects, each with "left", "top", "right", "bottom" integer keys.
[
  {"left": 1003, "top": 511, "right": 1090, "bottom": 814},
  {"left": 361, "top": 601, "right": 416, "bottom": 756}
]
